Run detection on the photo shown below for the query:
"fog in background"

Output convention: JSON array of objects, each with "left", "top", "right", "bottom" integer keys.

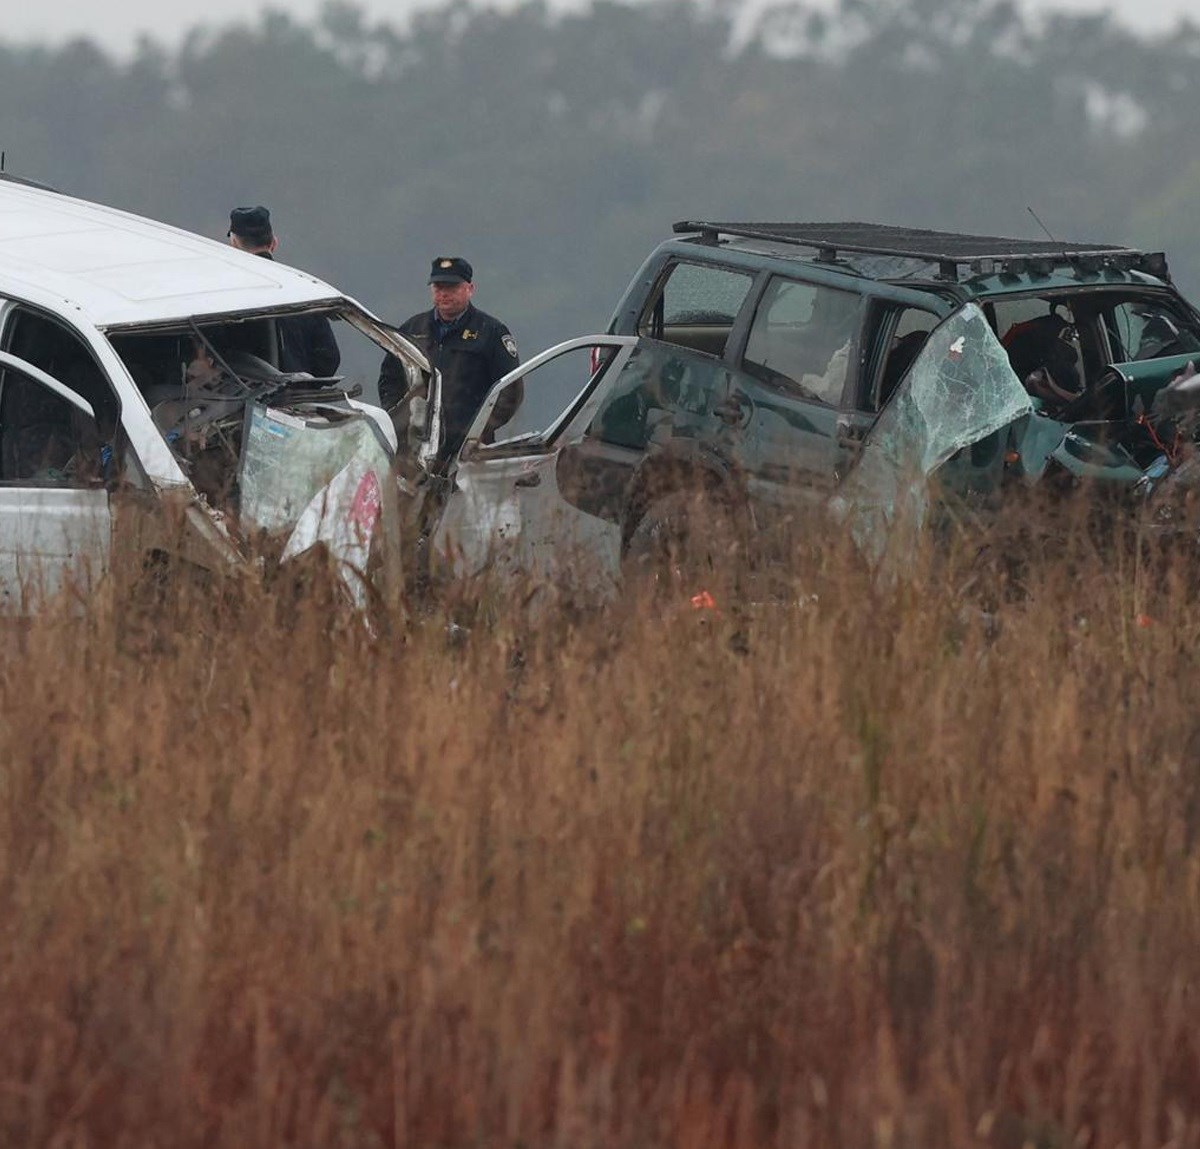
[{"left": 2, "top": 0, "right": 1199, "bottom": 386}]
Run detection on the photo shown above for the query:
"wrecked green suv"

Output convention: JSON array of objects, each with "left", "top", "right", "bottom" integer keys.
[{"left": 426, "top": 221, "right": 1200, "bottom": 588}]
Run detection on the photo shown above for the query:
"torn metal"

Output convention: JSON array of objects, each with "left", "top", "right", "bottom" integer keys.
[
  {"left": 240, "top": 401, "right": 394, "bottom": 534},
  {"left": 0, "top": 304, "right": 430, "bottom": 610},
  {"left": 0, "top": 180, "right": 445, "bottom": 612}
]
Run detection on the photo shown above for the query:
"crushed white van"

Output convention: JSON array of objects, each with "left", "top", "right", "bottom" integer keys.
[{"left": 0, "top": 174, "right": 437, "bottom": 608}]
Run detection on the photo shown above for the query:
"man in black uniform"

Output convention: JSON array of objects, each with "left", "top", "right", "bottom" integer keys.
[
  {"left": 227, "top": 205, "right": 341, "bottom": 378},
  {"left": 379, "top": 256, "right": 520, "bottom": 462}
]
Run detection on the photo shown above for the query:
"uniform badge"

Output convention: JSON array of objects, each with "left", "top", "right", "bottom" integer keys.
[
  {"left": 439, "top": 259, "right": 453, "bottom": 269},
  {"left": 503, "top": 334, "right": 519, "bottom": 358},
  {"left": 462, "top": 329, "right": 478, "bottom": 340}
]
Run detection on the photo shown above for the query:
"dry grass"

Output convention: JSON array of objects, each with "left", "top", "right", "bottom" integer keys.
[{"left": 3, "top": 508, "right": 1200, "bottom": 1148}]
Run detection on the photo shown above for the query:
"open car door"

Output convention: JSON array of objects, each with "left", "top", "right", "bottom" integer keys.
[
  {"left": 833, "top": 302, "right": 1033, "bottom": 568},
  {"left": 0, "top": 350, "right": 114, "bottom": 610},
  {"left": 431, "top": 335, "right": 638, "bottom": 587}
]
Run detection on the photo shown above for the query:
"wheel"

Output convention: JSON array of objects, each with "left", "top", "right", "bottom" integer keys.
[{"left": 622, "top": 487, "right": 747, "bottom": 597}]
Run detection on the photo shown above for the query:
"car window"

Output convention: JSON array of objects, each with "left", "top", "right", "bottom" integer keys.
[
  {"left": 0, "top": 364, "right": 108, "bottom": 487},
  {"left": 0, "top": 311, "right": 119, "bottom": 487},
  {"left": 639, "top": 262, "right": 753, "bottom": 359},
  {"left": 1105, "top": 299, "right": 1200, "bottom": 363},
  {"left": 2, "top": 309, "right": 119, "bottom": 431},
  {"left": 992, "top": 298, "right": 1066, "bottom": 344},
  {"left": 992, "top": 299, "right": 1087, "bottom": 400},
  {"left": 110, "top": 319, "right": 278, "bottom": 408},
  {"left": 742, "top": 278, "right": 862, "bottom": 406},
  {"left": 873, "top": 306, "right": 939, "bottom": 410}
]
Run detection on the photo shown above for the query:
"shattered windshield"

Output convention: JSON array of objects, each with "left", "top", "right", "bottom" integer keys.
[
  {"left": 107, "top": 307, "right": 409, "bottom": 412},
  {"left": 105, "top": 307, "right": 419, "bottom": 515},
  {"left": 834, "top": 303, "right": 1032, "bottom": 563}
]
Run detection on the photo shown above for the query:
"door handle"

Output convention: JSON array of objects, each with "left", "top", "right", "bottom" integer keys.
[{"left": 514, "top": 471, "right": 541, "bottom": 488}]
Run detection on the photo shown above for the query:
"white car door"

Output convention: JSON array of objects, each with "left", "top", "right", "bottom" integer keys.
[
  {"left": 431, "top": 335, "right": 637, "bottom": 590},
  {"left": 0, "top": 351, "right": 113, "bottom": 611}
]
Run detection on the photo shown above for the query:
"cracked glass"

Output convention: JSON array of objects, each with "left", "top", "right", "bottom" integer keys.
[{"left": 834, "top": 303, "right": 1032, "bottom": 563}]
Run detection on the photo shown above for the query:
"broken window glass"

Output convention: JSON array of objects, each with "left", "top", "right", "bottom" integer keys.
[
  {"left": 833, "top": 303, "right": 1032, "bottom": 565},
  {"left": 640, "top": 262, "right": 754, "bottom": 357}
]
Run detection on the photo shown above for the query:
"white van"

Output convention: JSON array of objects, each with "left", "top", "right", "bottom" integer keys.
[{"left": 0, "top": 174, "right": 437, "bottom": 608}]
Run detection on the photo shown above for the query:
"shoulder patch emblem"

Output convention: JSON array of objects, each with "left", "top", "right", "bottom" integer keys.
[{"left": 503, "top": 334, "right": 518, "bottom": 358}]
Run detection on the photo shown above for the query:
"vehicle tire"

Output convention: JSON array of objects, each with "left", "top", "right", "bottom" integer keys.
[{"left": 622, "top": 486, "right": 747, "bottom": 598}]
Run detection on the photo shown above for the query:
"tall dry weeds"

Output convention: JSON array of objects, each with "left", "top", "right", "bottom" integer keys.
[{"left": 2, "top": 511, "right": 1200, "bottom": 1148}]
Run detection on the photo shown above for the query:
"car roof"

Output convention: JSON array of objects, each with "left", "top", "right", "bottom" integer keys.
[
  {"left": 672, "top": 220, "right": 1172, "bottom": 293},
  {"left": 0, "top": 179, "right": 342, "bottom": 328}
]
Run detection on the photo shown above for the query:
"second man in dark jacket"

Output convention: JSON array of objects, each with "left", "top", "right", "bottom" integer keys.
[{"left": 228, "top": 205, "right": 341, "bottom": 378}]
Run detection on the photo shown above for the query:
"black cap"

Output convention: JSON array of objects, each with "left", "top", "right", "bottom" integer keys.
[
  {"left": 428, "top": 256, "right": 473, "bottom": 285},
  {"left": 228, "top": 205, "right": 274, "bottom": 245}
]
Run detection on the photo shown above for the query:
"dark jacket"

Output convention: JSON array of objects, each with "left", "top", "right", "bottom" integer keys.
[
  {"left": 254, "top": 251, "right": 341, "bottom": 377},
  {"left": 278, "top": 313, "right": 341, "bottom": 378},
  {"left": 379, "top": 303, "right": 520, "bottom": 458}
]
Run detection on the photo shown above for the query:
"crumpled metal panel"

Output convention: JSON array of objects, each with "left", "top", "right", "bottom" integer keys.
[
  {"left": 280, "top": 454, "right": 386, "bottom": 613},
  {"left": 239, "top": 403, "right": 393, "bottom": 534},
  {"left": 834, "top": 303, "right": 1033, "bottom": 564}
]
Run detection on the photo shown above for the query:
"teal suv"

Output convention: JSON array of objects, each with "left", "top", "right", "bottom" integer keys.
[{"left": 426, "top": 221, "right": 1200, "bottom": 587}]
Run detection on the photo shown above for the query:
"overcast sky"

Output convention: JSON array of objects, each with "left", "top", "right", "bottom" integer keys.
[{"left": 3, "top": 0, "right": 1194, "bottom": 53}]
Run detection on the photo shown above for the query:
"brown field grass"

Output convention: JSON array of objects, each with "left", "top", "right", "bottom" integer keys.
[{"left": 3, "top": 511, "right": 1200, "bottom": 1148}]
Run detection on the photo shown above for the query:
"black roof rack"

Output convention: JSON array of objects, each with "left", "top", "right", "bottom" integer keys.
[{"left": 672, "top": 220, "right": 1163, "bottom": 282}]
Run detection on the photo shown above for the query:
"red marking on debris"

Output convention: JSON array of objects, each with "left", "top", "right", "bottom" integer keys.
[
  {"left": 350, "top": 471, "right": 382, "bottom": 534},
  {"left": 1135, "top": 613, "right": 1154, "bottom": 629},
  {"left": 690, "top": 590, "right": 718, "bottom": 611}
]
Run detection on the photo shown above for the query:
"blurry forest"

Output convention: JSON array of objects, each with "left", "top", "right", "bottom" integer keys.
[{"left": 2, "top": 0, "right": 1200, "bottom": 357}]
